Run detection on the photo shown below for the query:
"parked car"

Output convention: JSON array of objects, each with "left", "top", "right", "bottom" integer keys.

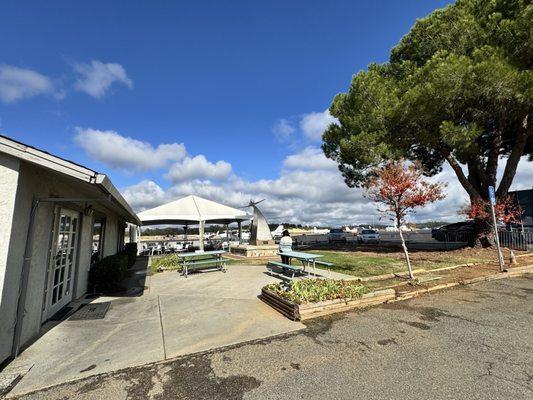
[
  {"left": 431, "top": 221, "right": 475, "bottom": 242},
  {"left": 327, "top": 228, "right": 347, "bottom": 243},
  {"left": 357, "top": 229, "right": 380, "bottom": 243}
]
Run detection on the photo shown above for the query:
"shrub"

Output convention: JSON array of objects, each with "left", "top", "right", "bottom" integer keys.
[
  {"left": 151, "top": 254, "right": 182, "bottom": 272},
  {"left": 89, "top": 253, "right": 129, "bottom": 293},
  {"left": 124, "top": 242, "right": 138, "bottom": 267},
  {"left": 264, "top": 279, "right": 368, "bottom": 304}
]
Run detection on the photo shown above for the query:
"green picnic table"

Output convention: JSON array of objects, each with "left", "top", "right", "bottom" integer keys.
[
  {"left": 267, "top": 250, "right": 332, "bottom": 278},
  {"left": 177, "top": 250, "right": 228, "bottom": 278}
]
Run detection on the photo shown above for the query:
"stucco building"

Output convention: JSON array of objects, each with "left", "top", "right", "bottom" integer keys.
[{"left": 0, "top": 135, "right": 140, "bottom": 364}]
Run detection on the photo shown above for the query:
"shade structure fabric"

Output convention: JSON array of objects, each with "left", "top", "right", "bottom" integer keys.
[{"left": 137, "top": 195, "right": 249, "bottom": 226}]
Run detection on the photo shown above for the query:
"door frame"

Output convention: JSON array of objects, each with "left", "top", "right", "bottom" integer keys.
[{"left": 43, "top": 207, "right": 81, "bottom": 319}]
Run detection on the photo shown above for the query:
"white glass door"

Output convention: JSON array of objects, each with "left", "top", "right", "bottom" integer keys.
[{"left": 47, "top": 209, "right": 79, "bottom": 317}]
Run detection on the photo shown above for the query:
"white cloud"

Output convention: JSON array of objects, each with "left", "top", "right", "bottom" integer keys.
[
  {"left": 283, "top": 146, "right": 337, "bottom": 170},
  {"left": 122, "top": 146, "right": 375, "bottom": 226},
  {"left": 119, "top": 142, "right": 533, "bottom": 226},
  {"left": 272, "top": 119, "right": 295, "bottom": 141},
  {"left": 74, "top": 128, "right": 186, "bottom": 171},
  {"left": 74, "top": 60, "right": 132, "bottom": 98},
  {"left": 299, "top": 109, "right": 337, "bottom": 141},
  {"left": 165, "top": 155, "right": 232, "bottom": 182},
  {"left": 121, "top": 180, "right": 166, "bottom": 210},
  {"left": 0, "top": 65, "right": 54, "bottom": 103}
]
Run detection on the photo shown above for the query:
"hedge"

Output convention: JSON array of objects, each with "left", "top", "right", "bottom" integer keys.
[
  {"left": 124, "top": 242, "right": 138, "bottom": 267},
  {"left": 89, "top": 253, "right": 129, "bottom": 293}
]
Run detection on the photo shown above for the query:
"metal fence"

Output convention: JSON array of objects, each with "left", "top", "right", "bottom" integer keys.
[
  {"left": 290, "top": 229, "right": 533, "bottom": 251},
  {"left": 499, "top": 229, "right": 533, "bottom": 251}
]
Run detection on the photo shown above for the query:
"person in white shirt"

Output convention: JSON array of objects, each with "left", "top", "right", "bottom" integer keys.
[{"left": 279, "top": 230, "right": 293, "bottom": 264}]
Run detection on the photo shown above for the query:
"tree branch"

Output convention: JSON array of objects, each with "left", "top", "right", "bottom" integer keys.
[
  {"left": 441, "top": 151, "right": 482, "bottom": 201},
  {"left": 496, "top": 115, "right": 531, "bottom": 197}
]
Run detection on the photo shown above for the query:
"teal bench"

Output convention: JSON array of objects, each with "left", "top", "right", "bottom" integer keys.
[
  {"left": 177, "top": 250, "right": 228, "bottom": 278},
  {"left": 267, "top": 261, "right": 303, "bottom": 278},
  {"left": 315, "top": 260, "right": 333, "bottom": 269}
]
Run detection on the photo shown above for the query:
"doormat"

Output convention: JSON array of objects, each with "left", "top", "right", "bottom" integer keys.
[
  {"left": 49, "top": 306, "right": 73, "bottom": 321},
  {"left": 69, "top": 302, "right": 111, "bottom": 321}
]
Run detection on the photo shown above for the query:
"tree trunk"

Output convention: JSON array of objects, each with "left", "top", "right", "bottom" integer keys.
[
  {"left": 397, "top": 221, "right": 414, "bottom": 279},
  {"left": 471, "top": 218, "right": 493, "bottom": 248}
]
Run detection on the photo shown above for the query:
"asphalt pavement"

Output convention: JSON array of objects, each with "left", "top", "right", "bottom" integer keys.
[{"left": 10, "top": 276, "right": 533, "bottom": 400}]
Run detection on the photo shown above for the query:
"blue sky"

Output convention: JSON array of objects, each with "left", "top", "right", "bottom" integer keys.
[{"left": 6, "top": 0, "right": 530, "bottom": 225}]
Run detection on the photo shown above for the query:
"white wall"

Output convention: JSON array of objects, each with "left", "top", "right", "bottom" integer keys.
[
  {"left": 0, "top": 159, "right": 128, "bottom": 363},
  {"left": 0, "top": 153, "right": 21, "bottom": 363}
]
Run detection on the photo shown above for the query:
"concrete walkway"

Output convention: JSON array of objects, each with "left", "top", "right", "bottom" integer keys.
[
  {"left": 4, "top": 261, "right": 314, "bottom": 397},
  {"left": 10, "top": 276, "right": 533, "bottom": 400}
]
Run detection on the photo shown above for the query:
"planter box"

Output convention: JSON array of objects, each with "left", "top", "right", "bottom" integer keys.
[{"left": 261, "top": 288, "right": 396, "bottom": 321}]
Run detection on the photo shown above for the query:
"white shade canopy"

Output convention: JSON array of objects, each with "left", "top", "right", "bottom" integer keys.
[{"left": 137, "top": 195, "right": 249, "bottom": 226}]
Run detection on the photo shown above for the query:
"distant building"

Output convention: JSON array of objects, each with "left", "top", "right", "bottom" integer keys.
[
  {"left": 0, "top": 135, "right": 140, "bottom": 364},
  {"left": 510, "top": 188, "right": 533, "bottom": 227}
]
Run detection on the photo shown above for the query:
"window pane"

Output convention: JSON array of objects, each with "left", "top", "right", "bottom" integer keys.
[{"left": 54, "top": 268, "right": 60, "bottom": 285}]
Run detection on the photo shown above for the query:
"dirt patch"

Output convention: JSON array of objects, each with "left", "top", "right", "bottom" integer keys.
[
  {"left": 76, "top": 354, "right": 262, "bottom": 400},
  {"left": 79, "top": 364, "right": 96, "bottom": 373},
  {"left": 309, "top": 244, "right": 527, "bottom": 263},
  {"left": 377, "top": 338, "right": 397, "bottom": 346},
  {"left": 303, "top": 313, "right": 347, "bottom": 344},
  {"left": 400, "top": 320, "right": 431, "bottom": 330}
]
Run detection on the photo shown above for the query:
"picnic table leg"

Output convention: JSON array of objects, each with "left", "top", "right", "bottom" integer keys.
[
  {"left": 221, "top": 254, "right": 226, "bottom": 273},
  {"left": 299, "top": 259, "right": 307, "bottom": 277},
  {"left": 313, "top": 259, "right": 316, "bottom": 276}
]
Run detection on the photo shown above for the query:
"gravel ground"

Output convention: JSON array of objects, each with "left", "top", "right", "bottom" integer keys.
[{"left": 11, "top": 275, "right": 533, "bottom": 400}]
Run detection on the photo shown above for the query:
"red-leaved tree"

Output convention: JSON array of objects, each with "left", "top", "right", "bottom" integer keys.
[
  {"left": 365, "top": 161, "right": 445, "bottom": 279},
  {"left": 462, "top": 196, "right": 523, "bottom": 246}
]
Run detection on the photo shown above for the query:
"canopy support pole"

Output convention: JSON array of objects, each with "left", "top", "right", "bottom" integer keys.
[
  {"left": 238, "top": 221, "right": 242, "bottom": 243},
  {"left": 199, "top": 220, "right": 205, "bottom": 251}
]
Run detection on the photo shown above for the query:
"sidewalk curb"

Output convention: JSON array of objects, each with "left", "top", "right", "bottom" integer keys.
[{"left": 392, "top": 264, "right": 533, "bottom": 302}]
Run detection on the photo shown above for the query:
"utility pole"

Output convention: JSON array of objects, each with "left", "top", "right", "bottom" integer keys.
[{"left": 488, "top": 186, "right": 505, "bottom": 272}]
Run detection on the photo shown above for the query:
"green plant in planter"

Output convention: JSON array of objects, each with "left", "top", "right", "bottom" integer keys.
[
  {"left": 265, "top": 279, "right": 368, "bottom": 304},
  {"left": 89, "top": 253, "right": 129, "bottom": 293}
]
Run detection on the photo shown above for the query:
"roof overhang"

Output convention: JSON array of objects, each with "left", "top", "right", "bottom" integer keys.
[{"left": 0, "top": 135, "right": 141, "bottom": 225}]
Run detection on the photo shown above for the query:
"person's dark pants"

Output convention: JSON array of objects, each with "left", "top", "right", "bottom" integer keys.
[{"left": 281, "top": 254, "right": 290, "bottom": 265}]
